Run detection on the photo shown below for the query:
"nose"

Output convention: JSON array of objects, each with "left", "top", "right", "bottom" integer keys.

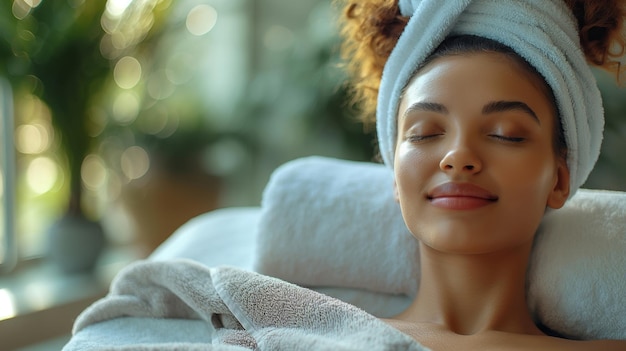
[{"left": 439, "top": 142, "right": 482, "bottom": 174}]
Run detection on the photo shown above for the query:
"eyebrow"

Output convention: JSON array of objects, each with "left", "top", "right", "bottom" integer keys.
[
  {"left": 403, "top": 100, "right": 540, "bottom": 124},
  {"left": 482, "top": 100, "right": 540, "bottom": 124},
  {"left": 403, "top": 102, "right": 449, "bottom": 118}
]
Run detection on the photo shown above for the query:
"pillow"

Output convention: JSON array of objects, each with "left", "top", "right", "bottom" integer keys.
[
  {"left": 255, "top": 156, "right": 418, "bottom": 296},
  {"left": 253, "top": 156, "right": 626, "bottom": 340}
]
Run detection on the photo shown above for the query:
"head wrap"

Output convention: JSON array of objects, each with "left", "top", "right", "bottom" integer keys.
[{"left": 377, "top": 0, "right": 604, "bottom": 194}]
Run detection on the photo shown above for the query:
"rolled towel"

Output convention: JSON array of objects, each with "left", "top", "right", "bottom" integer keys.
[
  {"left": 253, "top": 156, "right": 626, "bottom": 340},
  {"left": 255, "top": 157, "right": 420, "bottom": 296},
  {"left": 377, "top": 0, "right": 604, "bottom": 196}
]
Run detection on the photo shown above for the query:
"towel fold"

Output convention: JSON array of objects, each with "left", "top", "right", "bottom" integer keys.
[
  {"left": 67, "top": 259, "right": 428, "bottom": 351},
  {"left": 253, "top": 156, "right": 626, "bottom": 340}
]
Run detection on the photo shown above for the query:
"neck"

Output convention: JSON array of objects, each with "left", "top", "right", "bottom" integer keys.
[{"left": 401, "top": 241, "right": 543, "bottom": 336}]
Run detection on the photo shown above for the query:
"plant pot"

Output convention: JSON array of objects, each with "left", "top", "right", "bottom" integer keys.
[
  {"left": 46, "top": 214, "right": 106, "bottom": 274},
  {"left": 120, "top": 169, "right": 221, "bottom": 257}
]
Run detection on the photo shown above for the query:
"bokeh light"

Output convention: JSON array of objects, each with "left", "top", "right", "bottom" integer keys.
[
  {"left": 114, "top": 56, "right": 142, "bottom": 89},
  {"left": 0, "top": 289, "right": 16, "bottom": 321},
  {"left": 11, "top": 0, "right": 43, "bottom": 20},
  {"left": 101, "top": 0, "right": 162, "bottom": 59},
  {"left": 17, "top": 94, "right": 52, "bottom": 124},
  {"left": 23, "top": 0, "right": 41, "bottom": 7},
  {"left": 99, "top": 34, "right": 119, "bottom": 59},
  {"left": 15, "top": 123, "right": 51, "bottom": 154},
  {"left": 105, "top": 0, "right": 133, "bottom": 18},
  {"left": 25, "top": 156, "right": 59, "bottom": 195},
  {"left": 112, "top": 91, "right": 140, "bottom": 124},
  {"left": 186, "top": 4, "right": 218, "bottom": 36},
  {"left": 81, "top": 154, "right": 107, "bottom": 191},
  {"left": 120, "top": 146, "right": 150, "bottom": 180}
]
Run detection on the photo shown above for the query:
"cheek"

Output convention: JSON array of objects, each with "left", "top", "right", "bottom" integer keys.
[
  {"left": 501, "top": 153, "right": 558, "bottom": 218},
  {"left": 507, "top": 154, "right": 556, "bottom": 190},
  {"left": 393, "top": 144, "right": 440, "bottom": 227},
  {"left": 394, "top": 144, "right": 436, "bottom": 193}
]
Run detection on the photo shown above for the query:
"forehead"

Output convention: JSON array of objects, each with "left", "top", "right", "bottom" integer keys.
[{"left": 400, "top": 52, "right": 554, "bottom": 116}]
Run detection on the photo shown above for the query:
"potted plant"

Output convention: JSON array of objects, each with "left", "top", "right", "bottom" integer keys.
[{"left": 0, "top": 1, "right": 111, "bottom": 273}]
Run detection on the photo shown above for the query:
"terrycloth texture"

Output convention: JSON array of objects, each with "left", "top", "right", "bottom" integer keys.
[
  {"left": 254, "top": 156, "right": 626, "bottom": 340},
  {"left": 66, "top": 259, "right": 427, "bottom": 351},
  {"left": 256, "top": 157, "right": 419, "bottom": 296},
  {"left": 150, "top": 207, "right": 413, "bottom": 318},
  {"left": 378, "top": 0, "right": 604, "bottom": 195},
  {"left": 529, "top": 190, "right": 626, "bottom": 340}
]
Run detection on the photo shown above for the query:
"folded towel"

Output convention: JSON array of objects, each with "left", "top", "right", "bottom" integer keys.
[
  {"left": 255, "top": 157, "right": 418, "bottom": 296},
  {"left": 529, "top": 192, "right": 626, "bottom": 339},
  {"left": 66, "top": 259, "right": 428, "bottom": 351},
  {"left": 254, "top": 156, "right": 626, "bottom": 340},
  {"left": 378, "top": 0, "right": 604, "bottom": 196},
  {"left": 149, "top": 207, "right": 413, "bottom": 318}
]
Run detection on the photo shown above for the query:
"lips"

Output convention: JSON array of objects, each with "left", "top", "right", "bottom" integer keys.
[{"left": 427, "top": 182, "right": 498, "bottom": 210}]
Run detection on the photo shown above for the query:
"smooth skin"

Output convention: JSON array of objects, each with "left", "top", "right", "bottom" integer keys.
[{"left": 383, "top": 52, "right": 626, "bottom": 350}]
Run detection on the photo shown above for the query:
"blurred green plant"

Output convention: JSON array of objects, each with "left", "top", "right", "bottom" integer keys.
[
  {"left": 0, "top": 0, "right": 217, "bottom": 216},
  {"left": 0, "top": 0, "right": 110, "bottom": 218},
  {"left": 96, "top": 0, "right": 243, "bottom": 179},
  {"left": 233, "top": 3, "right": 376, "bottom": 166},
  {"left": 588, "top": 70, "right": 626, "bottom": 191}
]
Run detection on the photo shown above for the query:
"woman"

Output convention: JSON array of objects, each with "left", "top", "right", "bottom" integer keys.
[{"left": 338, "top": 0, "right": 626, "bottom": 349}]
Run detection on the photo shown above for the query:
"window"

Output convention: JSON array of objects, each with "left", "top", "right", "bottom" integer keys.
[
  {"left": 0, "top": 78, "right": 16, "bottom": 272},
  {"left": 0, "top": 0, "right": 254, "bottom": 269}
]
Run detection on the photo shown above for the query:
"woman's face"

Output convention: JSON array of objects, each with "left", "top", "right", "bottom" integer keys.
[{"left": 394, "top": 52, "right": 570, "bottom": 254}]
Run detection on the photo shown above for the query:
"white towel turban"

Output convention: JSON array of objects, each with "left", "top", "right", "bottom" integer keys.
[{"left": 377, "top": 0, "right": 604, "bottom": 195}]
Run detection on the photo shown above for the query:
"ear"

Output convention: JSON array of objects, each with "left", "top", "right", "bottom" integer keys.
[{"left": 547, "top": 159, "right": 570, "bottom": 209}]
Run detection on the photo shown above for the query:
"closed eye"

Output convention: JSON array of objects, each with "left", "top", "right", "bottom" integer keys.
[
  {"left": 407, "top": 134, "right": 442, "bottom": 143},
  {"left": 489, "top": 134, "right": 525, "bottom": 143}
]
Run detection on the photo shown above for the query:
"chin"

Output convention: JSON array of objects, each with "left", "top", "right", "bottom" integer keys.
[{"left": 415, "top": 224, "right": 536, "bottom": 255}]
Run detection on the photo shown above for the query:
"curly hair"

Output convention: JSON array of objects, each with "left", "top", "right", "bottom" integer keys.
[{"left": 336, "top": 0, "right": 626, "bottom": 126}]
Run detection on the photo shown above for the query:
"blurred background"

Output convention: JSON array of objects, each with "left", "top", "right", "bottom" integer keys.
[{"left": 0, "top": 0, "right": 624, "bottom": 349}]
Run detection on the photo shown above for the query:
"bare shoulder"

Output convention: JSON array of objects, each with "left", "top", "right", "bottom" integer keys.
[
  {"left": 571, "top": 339, "right": 626, "bottom": 351},
  {"left": 382, "top": 319, "right": 626, "bottom": 350},
  {"left": 486, "top": 333, "right": 626, "bottom": 351}
]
